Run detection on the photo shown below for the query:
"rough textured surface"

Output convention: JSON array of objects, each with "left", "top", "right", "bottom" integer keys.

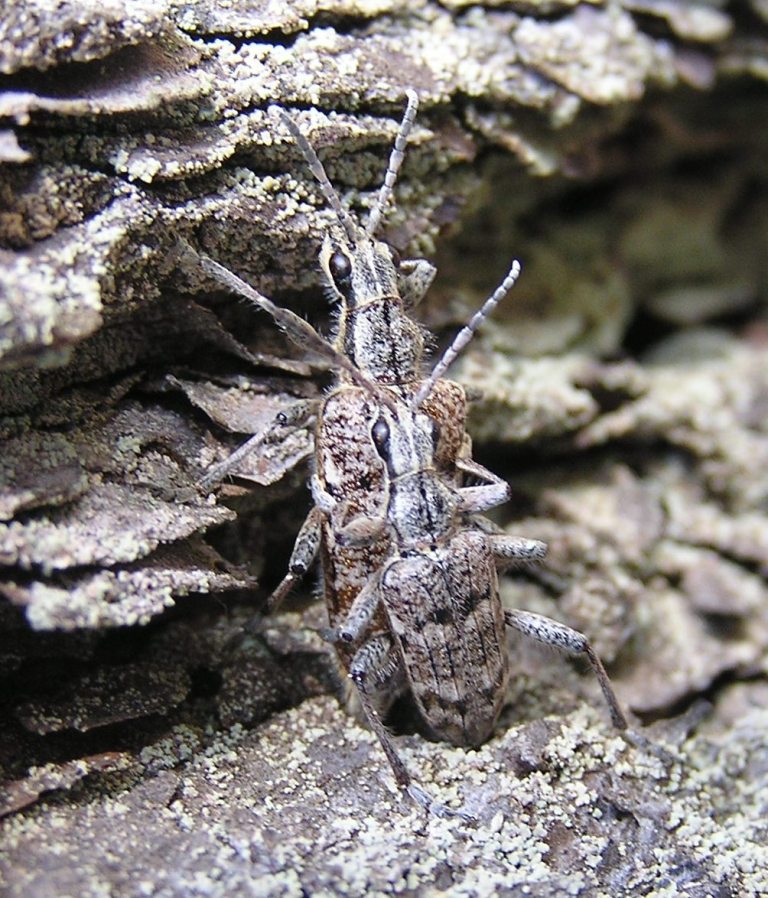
[
  {"left": 3, "top": 687, "right": 768, "bottom": 896},
  {"left": 1, "top": 0, "right": 768, "bottom": 895}
]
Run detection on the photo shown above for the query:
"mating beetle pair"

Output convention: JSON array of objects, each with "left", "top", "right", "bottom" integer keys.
[{"left": 192, "top": 92, "right": 627, "bottom": 819}]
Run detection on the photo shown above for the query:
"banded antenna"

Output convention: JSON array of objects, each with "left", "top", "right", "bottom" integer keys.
[
  {"left": 366, "top": 90, "right": 420, "bottom": 237},
  {"left": 411, "top": 260, "right": 522, "bottom": 411},
  {"left": 277, "top": 109, "right": 360, "bottom": 243}
]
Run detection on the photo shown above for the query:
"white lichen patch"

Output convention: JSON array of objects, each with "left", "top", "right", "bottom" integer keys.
[
  {"left": 460, "top": 352, "right": 600, "bottom": 443},
  {"left": 4, "top": 685, "right": 768, "bottom": 896}
]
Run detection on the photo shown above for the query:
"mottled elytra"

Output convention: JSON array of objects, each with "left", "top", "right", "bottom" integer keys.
[{"left": 188, "top": 93, "right": 628, "bottom": 821}]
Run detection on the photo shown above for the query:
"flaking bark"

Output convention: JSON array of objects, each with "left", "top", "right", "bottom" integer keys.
[{"left": 1, "top": 1, "right": 768, "bottom": 894}]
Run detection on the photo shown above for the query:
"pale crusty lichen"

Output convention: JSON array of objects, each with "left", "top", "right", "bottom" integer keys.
[
  {"left": 2, "top": 685, "right": 767, "bottom": 896},
  {"left": 0, "top": 0, "right": 171, "bottom": 74},
  {"left": 487, "top": 454, "right": 768, "bottom": 715},
  {"left": 1, "top": 2, "right": 768, "bottom": 894},
  {"left": 1, "top": 0, "right": 732, "bottom": 367},
  {"left": 460, "top": 352, "right": 602, "bottom": 442},
  {"left": 0, "top": 402, "right": 250, "bottom": 629},
  {"left": 578, "top": 332, "right": 768, "bottom": 509},
  {"left": 11, "top": 541, "right": 252, "bottom": 630}
]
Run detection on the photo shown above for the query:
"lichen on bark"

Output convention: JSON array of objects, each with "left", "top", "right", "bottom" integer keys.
[{"left": 1, "top": 1, "right": 768, "bottom": 895}]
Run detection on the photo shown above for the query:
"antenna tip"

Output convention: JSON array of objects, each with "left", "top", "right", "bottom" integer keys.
[{"left": 507, "top": 259, "right": 522, "bottom": 285}]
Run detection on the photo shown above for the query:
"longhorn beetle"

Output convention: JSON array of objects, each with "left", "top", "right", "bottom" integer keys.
[
  {"left": 312, "top": 289, "right": 627, "bottom": 818},
  {"left": 185, "top": 93, "right": 629, "bottom": 818}
]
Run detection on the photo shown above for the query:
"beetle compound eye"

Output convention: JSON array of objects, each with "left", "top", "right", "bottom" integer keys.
[
  {"left": 429, "top": 419, "right": 441, "bottom": 448},
  {"left": 371, "top": 417, "right": 390, "bottom": 457},
  {"left": 329, "top": 251, "right": 352, "bottom": 284}
]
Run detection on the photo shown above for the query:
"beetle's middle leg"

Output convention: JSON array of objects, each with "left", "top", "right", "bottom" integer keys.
[{"left": 486, "top": 533, "right": 626, "bottom": 729}]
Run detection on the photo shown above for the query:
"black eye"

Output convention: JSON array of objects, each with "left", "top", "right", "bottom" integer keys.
[
  {"left": 329, "top": 251, "right": 352, "bottom": 283},
  {"left": 371, "top": 417, "right": 390, "bottom": 457}
]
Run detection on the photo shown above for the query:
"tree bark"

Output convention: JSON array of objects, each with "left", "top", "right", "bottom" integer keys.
[{"left": 1, "top": 1, "right": 768, "bottom": 895}]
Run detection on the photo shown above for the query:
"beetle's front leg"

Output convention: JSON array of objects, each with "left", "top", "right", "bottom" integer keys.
[
  {"left": 199, "top": 399, "right": 317, "bottom": 491},
  {"left": 397, "top": 258, "right": 436, "bottom": 309},
  {"left": 267, "top": 506, "right": 324, "bottom": 612},
  {"left": 455, "top": 457, "right": 511, "bottom": 514}
]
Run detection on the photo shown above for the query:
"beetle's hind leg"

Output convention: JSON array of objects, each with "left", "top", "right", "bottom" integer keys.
[
  {"left": 349, "top": 634, "right": 475, "bottom": 822},
  {"left": 504, "top": 609, "right": 628, "bottom": 730}
]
